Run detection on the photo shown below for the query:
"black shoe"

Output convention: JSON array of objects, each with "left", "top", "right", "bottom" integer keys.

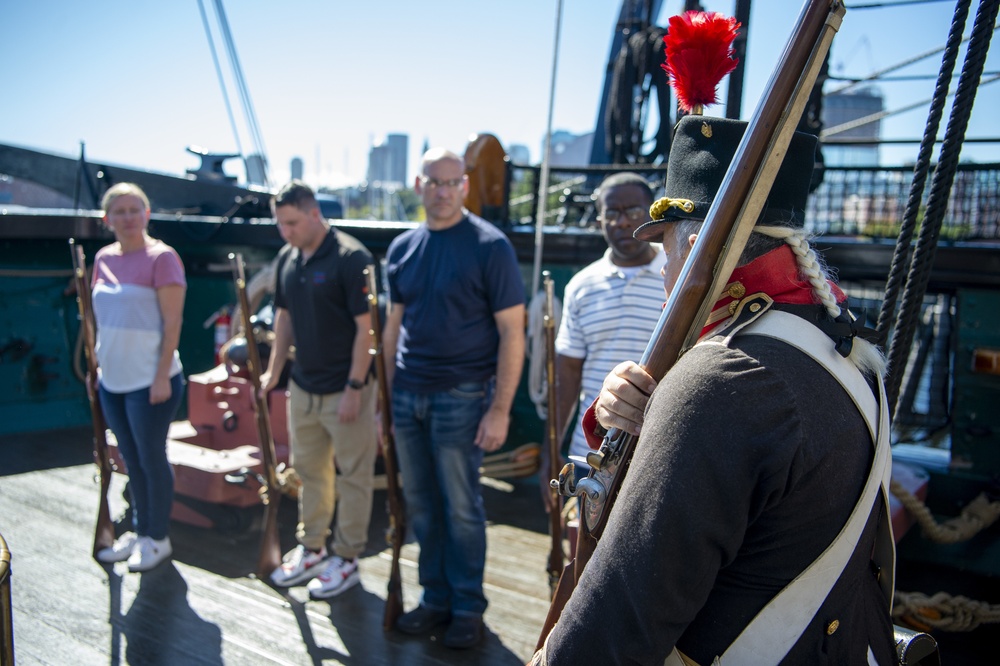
[
  {"left": 443, "top": 615, "right": 483, "bottom": 649},
  {"left": 396, "top": 605, "right": 450, "bottom": 635}
]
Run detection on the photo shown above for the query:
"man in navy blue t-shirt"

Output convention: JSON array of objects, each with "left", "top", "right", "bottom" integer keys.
[{"left": 383, "top": 147, "right": 525, "bottom": 649}]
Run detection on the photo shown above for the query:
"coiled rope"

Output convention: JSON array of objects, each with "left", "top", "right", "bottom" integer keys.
[
  {"left": 890, "top": 478, "right": 1000, "bottom": 633},
  {"left": 894, "top": 590, "right": 1000, "bottom": 632},
  {"left": 526, "top": 289, "right": 562, "bottom": 421}
]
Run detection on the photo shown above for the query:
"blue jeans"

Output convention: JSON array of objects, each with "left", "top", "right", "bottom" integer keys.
[
  {"left": 392, "top": 380, "right": 492, "bottom": 617},
  {"left": 99, "top": 373, "right": 184, "bottom": 540}
]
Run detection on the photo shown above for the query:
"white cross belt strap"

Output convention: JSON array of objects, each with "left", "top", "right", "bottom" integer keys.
[{"left": 687, "top": 309, "right": 894, "bottom": 666}]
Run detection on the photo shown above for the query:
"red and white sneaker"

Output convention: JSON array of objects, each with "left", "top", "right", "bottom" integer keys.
[
  {"left": 307, "top": 556, "right": 360, "bottom": 599},
  {"left": 270, "top": 545, "right": 329, "bottom": 587}
]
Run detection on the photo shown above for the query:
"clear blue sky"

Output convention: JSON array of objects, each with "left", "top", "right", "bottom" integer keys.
[{"left": 1, "top": 0, "right": 996, "bottom": 189}]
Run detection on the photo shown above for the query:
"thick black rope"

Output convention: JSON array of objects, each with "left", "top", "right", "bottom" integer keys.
[
  {"left": 606, "top": 25, "right": 671, "bottom": 165},
  {"left": 875, "top": 0, "right": 972, "bottom": 352},
  {"left": 884, "top": 0, "right": 1000, "bottom": 418}
]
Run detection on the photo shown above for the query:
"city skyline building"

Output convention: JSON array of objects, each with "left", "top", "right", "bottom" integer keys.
[
  {"left": 366, "top": 133, "right": 409, "bottom": 188},
  {"left": 507, "top": 143, "right": 530, "bottom": 166},
  {"left": 822, "top": 87, "right": 884, "bottom": 167},
  {"left": 544, "top": 130, "right": 594, "bottom": 168}
]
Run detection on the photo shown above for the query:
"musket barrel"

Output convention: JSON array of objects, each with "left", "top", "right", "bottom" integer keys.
[
  {"left": 69, "top": 239, "right": 115, "bottom": 560},
  {"left": 542, "top": 272, "right": 564, "bottom": 593},
  {"left": 229, "top": 252, "right": 283, "bottom": 579},
  {"left": 365, "top": 265, "right": 406, "bottom": 631}
]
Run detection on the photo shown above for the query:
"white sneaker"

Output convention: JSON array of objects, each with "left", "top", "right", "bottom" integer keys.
[
  {"left": 307, "top": 556, "right": 360, "bottom": 599},
  {"left": 96, "top": 532, "right": 139, "bottom": 563},
  {"left": 127, "top": 536, "right": 172, "bottom": 572},
  {"left": 270, "top": 545, "right": 329, "bottom": 587}
]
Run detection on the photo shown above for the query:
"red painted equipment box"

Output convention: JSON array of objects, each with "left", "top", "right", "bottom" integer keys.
[{"left": 108, "top": 364, "right": 290, "bottom": 531}]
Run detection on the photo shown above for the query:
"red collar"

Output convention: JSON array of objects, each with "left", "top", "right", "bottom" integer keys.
[{"left": 700, "top": 245, "right": 846, "bottom": 337}]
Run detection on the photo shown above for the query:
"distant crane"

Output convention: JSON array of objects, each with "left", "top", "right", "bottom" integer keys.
[{"left": 197, "top": 0, "right": 272, "bottom": 188}]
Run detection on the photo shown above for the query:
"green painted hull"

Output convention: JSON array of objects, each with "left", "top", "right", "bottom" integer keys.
[{"left": 0, "top": 210, "right": 603, "bottom": 440}]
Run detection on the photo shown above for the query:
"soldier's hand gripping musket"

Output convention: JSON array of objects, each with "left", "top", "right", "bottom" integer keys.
[
  {"left": 230, "top": 252, "right": 283, "bottom": 579},
  {"left": 365, "top": 265, "right": 407, "bottom": 631},
  {"left": 70, "top": 239, "right": 116, "bottom": 561}
]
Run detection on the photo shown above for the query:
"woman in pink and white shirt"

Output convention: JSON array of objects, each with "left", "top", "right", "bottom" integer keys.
[{"left": 91, "top": 183, "right": 185, "bottom": 573}]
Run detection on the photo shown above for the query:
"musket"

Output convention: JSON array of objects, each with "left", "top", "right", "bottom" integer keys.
[
  {"left": 69, "top": 239, "right": 116, "bottom": 561},
  {"left": 365, "top": 265, "right": 406, "bottom": 631},
  {"left": 538, "top": 0, "right": 847, "bottom": 647},
  {"left": 229, "top": 252, "right": 283, "bottom": 579},
  {"left": 542, "top": 271, "right": 564, "bottom": 595}
]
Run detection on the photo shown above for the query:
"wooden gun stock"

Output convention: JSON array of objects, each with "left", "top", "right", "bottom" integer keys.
[
  {"left": 365, "top": 266, "right": 407, "bottom": 631},
  {"left": 229, "top": 253, "right": 283, "bottom": 580},
  {"left": 536, "top": 0, "right": 847, "bottom": 647},
  {"left": 542, "top": 272, "right": 564, "bottom": 594},
  {"left": 69, "top": 239, "right": 116, "bottom": 561}
]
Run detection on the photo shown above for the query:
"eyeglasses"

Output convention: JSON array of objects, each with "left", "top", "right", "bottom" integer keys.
[
  {"left": 598, "top": 206, "right": 647, "bottom": 225},
  {"left": 420, "top": 176, "right": 465, "bottom": 190}
]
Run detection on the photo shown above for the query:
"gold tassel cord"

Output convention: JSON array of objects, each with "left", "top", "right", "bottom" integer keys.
[{"left": 648, "top": 196, "right": 695, "bottom": 221}]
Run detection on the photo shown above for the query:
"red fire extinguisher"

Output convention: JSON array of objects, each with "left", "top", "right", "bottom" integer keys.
[{"left": 214, "top": 308, "right": 231, "bottom": 365}]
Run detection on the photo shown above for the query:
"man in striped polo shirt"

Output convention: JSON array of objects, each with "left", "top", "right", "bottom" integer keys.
[{"left": 552, "top": 173, "right": 665, "bottom": 484}]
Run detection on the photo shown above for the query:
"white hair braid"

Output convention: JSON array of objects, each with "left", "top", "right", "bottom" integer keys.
[
  {"left": 754, "top": 225, "right": 887, "bottom": 379},
  {"left": 755, "top": 226, "right": 840, "bottom": 318}
]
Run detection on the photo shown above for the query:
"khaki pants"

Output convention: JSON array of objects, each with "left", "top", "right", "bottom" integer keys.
[{"left": 288, "top": 379, "right": 377, "bottom": 559}]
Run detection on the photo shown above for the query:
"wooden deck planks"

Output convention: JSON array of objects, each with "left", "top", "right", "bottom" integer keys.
[{"left": 1, "top": 427, "right": 557, "bottom": 665}]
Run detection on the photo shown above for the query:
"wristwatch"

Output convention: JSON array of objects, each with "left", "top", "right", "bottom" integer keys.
[{"left": 346, "top": 378, "right": 365, "bottom": 391}]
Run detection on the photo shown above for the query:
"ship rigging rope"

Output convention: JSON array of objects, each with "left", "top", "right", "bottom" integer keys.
[
  {"left": 197, "top": 0, "right": 244, "bottom": 168},
  {"left": 197, "top": 0, "right": 271, "bottom": 188},
  {"left": 821, "top": 73, "right": 1000, "bottom": 138},
  {"left": 214, "top": 0, "right": 270, "bottom": 187},
  {"left": 873, "top": 0, "right": 970, "bottom": 348},
  {"left": 826, "top": 26, "right": 976, "bottom": 96},
  {"left": 893, "top": 590, "right": 1000, "bottom": 632},
  {"left": 604, "top": 24, "right": 672, "bottom": 165},
  {"left": 847, "top": 0, "right": 956, "bottom": 9},
  {"left": 877, "top": 0, "right": 997, "bottom": 414}
]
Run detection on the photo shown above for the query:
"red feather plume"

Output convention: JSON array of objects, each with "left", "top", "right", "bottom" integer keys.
[{"left": 662, "top": 11, "right": 741, "bottom": 113}]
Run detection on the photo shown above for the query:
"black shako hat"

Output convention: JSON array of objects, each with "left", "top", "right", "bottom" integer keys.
[{"left": 634, "top": 115, "right": 819, "bottom": 242}]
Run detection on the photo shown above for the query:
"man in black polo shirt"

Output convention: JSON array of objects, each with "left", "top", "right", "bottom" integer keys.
[{"left": 260, "top": 181, "right": 376, "bottom": 599}]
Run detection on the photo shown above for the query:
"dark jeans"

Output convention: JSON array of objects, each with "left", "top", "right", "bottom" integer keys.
[
  {"left": 391, "top": 380, "right": 492, "bottom": 617},
  {"left": 99, "top": 373, "right": 184, "bottom": 540}
]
